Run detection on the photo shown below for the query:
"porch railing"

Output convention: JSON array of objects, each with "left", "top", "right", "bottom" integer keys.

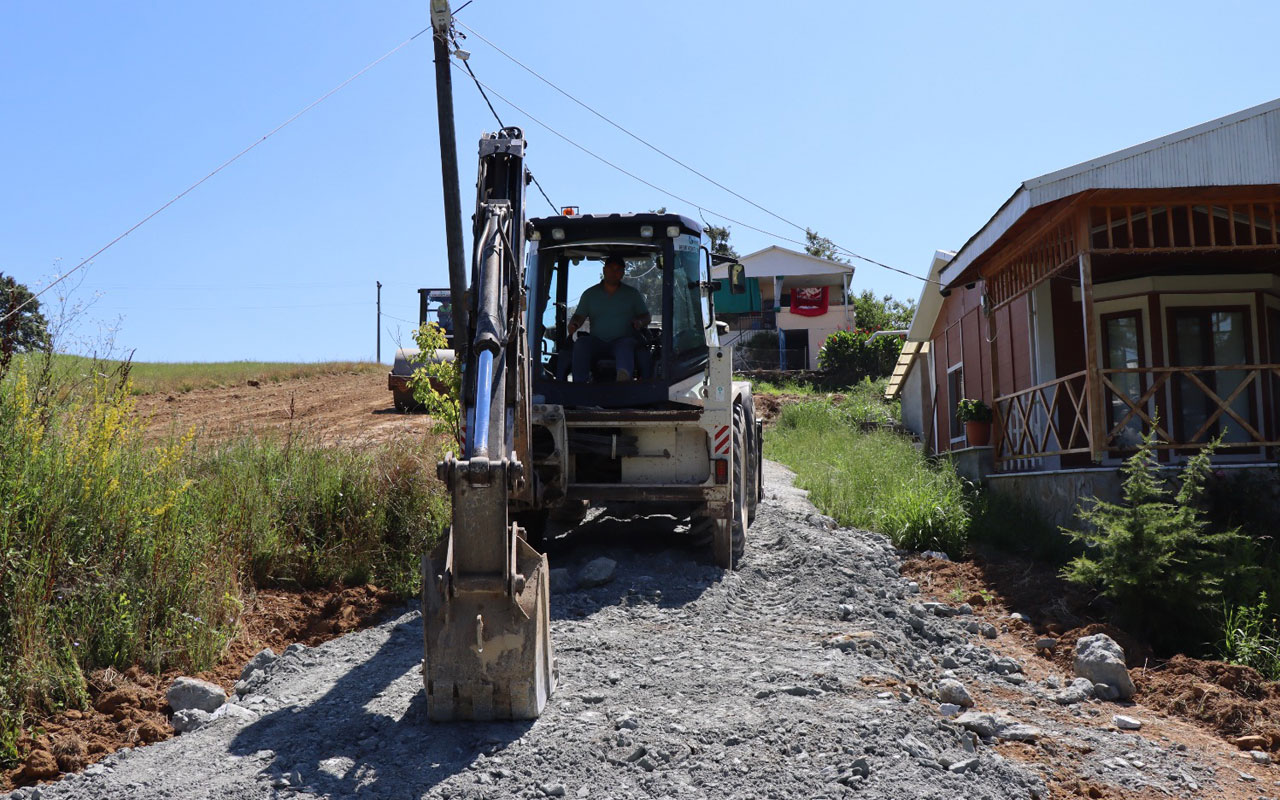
[
  {"left": 994, "top": 370, "right": 1091, "bottom": 466},
  {"left": 993, "top": 364, "right": 1280, "bottom": 469},
  {"left": 1099, "top": 364, "right": 1280, "bottom": 451}
]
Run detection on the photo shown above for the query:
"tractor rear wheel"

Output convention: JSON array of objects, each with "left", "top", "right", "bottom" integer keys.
[{"left": 712, "top": 405, "right": 747, "bottom": 569}]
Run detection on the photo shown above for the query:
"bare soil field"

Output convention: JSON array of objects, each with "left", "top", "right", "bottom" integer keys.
[{"left": 133, "top": 372, "right": 433, "bottom": 446}]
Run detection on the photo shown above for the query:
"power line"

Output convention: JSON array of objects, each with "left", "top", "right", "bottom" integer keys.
[
  {"left": 99, "top": 301, "right": 371, "bottom": 312},
  {"left": 449, "top": 34, "right": 558, "bottom": 215},
  {"left": 453, "top": 20, "right": 935, "bottom": 285},
  {"left": 2, "top": 26, "right": 434, "bottom": 326},
  {"left": 451, "top": 62, "right": 930, "bottom": 283}
]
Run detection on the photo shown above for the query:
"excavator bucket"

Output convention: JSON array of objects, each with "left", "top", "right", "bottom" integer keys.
[{"left": 421, "top": 529, "right": 555, "bottom": 721}]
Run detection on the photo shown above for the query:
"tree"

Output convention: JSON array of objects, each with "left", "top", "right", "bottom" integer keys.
[
  {"left": 804, "top": 229, "right": 848, "bottom": 264},
  {"left": 1061, "top": 429, "right": 1250, "bottom": 649},
  {"left": 704, "top": 223, "right": 739, "bottom": 259},
  {"left": 853, "top": 290, "right": 916, "bottom": 331},
  {"left": 0, "top": 274, "right": 50, "bottom": 355}
]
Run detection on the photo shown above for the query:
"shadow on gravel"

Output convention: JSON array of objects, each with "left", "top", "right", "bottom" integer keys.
[
  {"left": 542, "top": 507, "right": 724, "bottom": 621},
  {"left": 228, "top": 616, "right": 532, "bottom": 796}
]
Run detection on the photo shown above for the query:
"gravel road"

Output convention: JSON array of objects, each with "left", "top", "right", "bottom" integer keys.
[{"left": 8, "top": 461, "right": 1234, "bottom": 800}]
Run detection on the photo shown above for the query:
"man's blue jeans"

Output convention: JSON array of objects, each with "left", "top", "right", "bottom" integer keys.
[{"left": 570, "top": 334, "right": 647, "bottom": 382}]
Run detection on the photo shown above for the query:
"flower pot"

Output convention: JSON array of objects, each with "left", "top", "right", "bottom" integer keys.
[{"left": 965, "top": 420, "right": 991, "bottom": 447}]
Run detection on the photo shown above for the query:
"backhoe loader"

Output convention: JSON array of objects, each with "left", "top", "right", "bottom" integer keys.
[{"left": 421, "top": 0, "right": 761, "bottom": 721}]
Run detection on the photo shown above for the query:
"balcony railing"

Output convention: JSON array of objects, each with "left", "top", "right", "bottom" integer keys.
[
  {"left": 994, "top": 370, "right": 1091, "bottom": 466},
  {"left": 1099, "top": 364, "right": 1280, "bottom": 451},
  {"left": 994, "top": 364, "right": 1280, "bottom": 469}
]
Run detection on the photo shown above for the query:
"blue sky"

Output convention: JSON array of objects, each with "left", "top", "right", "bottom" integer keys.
[{"left": 3, "top": 1, "right": 1278, "bottom": 363}]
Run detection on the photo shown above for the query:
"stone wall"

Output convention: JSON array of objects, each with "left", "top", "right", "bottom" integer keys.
[{"left": 985, "top": 469, "right": 1123, "bottom": 531}]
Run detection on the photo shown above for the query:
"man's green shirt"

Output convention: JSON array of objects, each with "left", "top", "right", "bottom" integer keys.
[{"left": 577, "top": 282, "right": 648, "bottom": 342}]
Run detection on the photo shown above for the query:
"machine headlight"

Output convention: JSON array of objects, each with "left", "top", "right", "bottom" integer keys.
[
  {"left": 551, "top": 228, "right": 565, "bottom": 241},
  {"left": 666, "top": 225, "right": 681, "bottom": 238},
  {"left": 640, "top": 225, "right": 654, "bottom": 238}
]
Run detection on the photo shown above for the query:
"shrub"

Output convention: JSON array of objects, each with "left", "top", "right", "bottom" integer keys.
[
  {"left": 1060, "top": 429, "right": 1251, "bottom": 649},
  {"left": 817, "top": 329, "right": 903, "bottom": 385},
  {"left": 410, "top": 322, "right": 461, "bottom": 439},
  {"left": 0, "top": 358, "right": 448, "bottom": 768}
]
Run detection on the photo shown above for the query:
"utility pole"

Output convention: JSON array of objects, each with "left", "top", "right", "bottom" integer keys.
[
  {"left": 376, "top": 280, "right": 382, "bottom": 362},
  {"left": 430, "top": 0, "right": 469, "bottom": 366}
]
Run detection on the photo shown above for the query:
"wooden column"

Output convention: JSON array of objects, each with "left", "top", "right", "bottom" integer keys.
[
  {"left": 1078, "top": 246, "right": 1105, "bottom": 462},
  {"left": 985, "top": 286, "right": 1002, "bottom": 464}
]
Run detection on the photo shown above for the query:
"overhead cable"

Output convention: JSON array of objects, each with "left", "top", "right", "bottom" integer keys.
[
  {"left": 449, "top": 31, "right": 558, "bottom": 215},
  {"left": 454, "top": 20, "right": 935, "bottom": 285},
  {"left": 2, "top": 26, "right": 433, "bottom": 326},
  {"left": 451, "top": 61, "right": 936, "bottom": 284}
]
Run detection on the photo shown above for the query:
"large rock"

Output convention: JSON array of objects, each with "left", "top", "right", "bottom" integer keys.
[
  {"left": 1073, "top": 634, "right": 1136, "bottom": 699},
  {"left": 937, "top": 679, "right": 974, "bottom": 708},
  {"left": 954, "top": 711, "right": 999, "bottom": 738},
  {"left": 577, "top": 557, "right": 617, "bottom": 588},
  {"left": 172, "top": 708, "right": 211, "bottom": 734},
  {"left": 166, "top": 676, "right": 227, "bottom": 713}
]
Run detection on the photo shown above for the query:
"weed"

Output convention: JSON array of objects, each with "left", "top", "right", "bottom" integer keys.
[
  {"left": 0, "top": 356, "right": 448, "bottom": 769},
  {"left": 768, "top": 399, "right": 969, "bottom": 554},
  {"left": 1219, "top": 593, "right": 1280, "bottom": 680}
]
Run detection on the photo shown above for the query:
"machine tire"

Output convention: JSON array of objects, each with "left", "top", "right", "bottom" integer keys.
[
  {"left": 713, "top": 405, "right": 748, "bottom": 569},
  {"left": 746, "top": 410, "right": 760, "bottom": 525},
  {"left": 393, "top": 389, "right": 418, "bottom": 413}
]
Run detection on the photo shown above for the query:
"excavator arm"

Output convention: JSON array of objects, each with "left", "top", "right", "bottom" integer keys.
[{"left": 422, "top": 3, "right": 554, "bottom": 721}]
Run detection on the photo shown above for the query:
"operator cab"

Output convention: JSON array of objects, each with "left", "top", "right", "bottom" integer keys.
[{"left": 527, "top": 213, "right": 712, "bottom": 408}]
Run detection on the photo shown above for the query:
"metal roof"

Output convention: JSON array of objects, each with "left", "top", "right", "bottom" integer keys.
[
  {"left": 939, "top": 97, "right": 1280, "bottom": 288},
  {"left": 711, "top": 245, "right": 855, "bottom": 278}
]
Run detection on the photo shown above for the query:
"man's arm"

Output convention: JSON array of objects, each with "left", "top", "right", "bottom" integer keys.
[
  {"left": 631, "top": 287, "right": 652, "bottom": 330},
  {"left": 567, "top": 289, "right": 592, "bottom": 337}
]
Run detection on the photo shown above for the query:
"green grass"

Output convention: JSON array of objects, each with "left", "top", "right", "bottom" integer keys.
[
  {"left": 746, "top": 376, "right": 823, "bottom": 395},
  {"left": 1219, "top": 593, "right": 1280, "bottom": 680},
  {"left": 5, "top": 352, "right": 382, "bottom": 396},
  {"left": 765, "top": 393, "right": 970, "bottom": 554},
  {"left": 0, "top": 360, "right": 446, "bottom": 767}
]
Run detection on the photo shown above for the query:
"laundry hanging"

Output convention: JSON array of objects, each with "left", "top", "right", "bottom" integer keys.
[{"left": 790, "top": 286, "right": 828, "bottom": 317}]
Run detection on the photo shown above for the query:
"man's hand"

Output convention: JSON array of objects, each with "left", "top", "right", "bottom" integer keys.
[{"left": 632, "top": 315, "right": 650, "bottom": 331}]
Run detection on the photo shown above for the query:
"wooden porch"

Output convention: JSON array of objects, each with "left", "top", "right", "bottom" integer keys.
[
  {"left": 995, "top": 364, "right": 1280, "bottom": 468},
  {"left": 979, "top": 189, "right": 1280, "bottom": 471}
]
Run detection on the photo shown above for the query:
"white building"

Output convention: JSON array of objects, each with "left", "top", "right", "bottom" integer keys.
[{"left": 712, "top": 245, "right": 856, "bottom": 370}]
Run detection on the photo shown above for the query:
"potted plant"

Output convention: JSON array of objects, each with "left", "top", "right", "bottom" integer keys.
[{"left": 956, "top": 398, "right": 993, "bottom": 447}]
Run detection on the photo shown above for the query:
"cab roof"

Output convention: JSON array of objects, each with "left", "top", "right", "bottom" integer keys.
[{"left": 529, "top": 212, "right": 701, "bottom": 238}]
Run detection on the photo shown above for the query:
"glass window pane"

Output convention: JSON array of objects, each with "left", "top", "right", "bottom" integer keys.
[
  {"left": 1212, "top": 311, "right": 1249, "bottom": 443},
  {"left": 671, "top": 235, "right": 705, "bottom": 353},
  {"left": 1173, "top": 314, "right": 1209, "bottom": 442},
  {"left": 1105, "top": 316, "right": 1142, "bottom": 447}
]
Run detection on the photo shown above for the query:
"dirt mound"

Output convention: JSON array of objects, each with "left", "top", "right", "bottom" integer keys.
[{"left": 1140, "top": 654, "right": 1280, "bottom": 744}]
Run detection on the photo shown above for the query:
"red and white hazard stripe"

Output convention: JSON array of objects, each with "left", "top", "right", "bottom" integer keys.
[{"left": 713, "top": 425, "right": 731, "bottom": 455}]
